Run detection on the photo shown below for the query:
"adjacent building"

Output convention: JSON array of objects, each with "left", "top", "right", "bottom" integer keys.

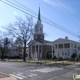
[{"left": 53, "top": 36, "right": 80, "bottom": 59}]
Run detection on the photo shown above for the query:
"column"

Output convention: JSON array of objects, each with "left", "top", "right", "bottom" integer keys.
[
  {"left": 38, "top": 45, "right": 39, "bottom": 59},
  {"left": 31, "top": 46, "right": 32, "bottom": 58},
  {"left": 41, "top": 45, "right": 42, "bottom": 58},
  {"left": 35, "top": 45, "right": 36, "bottom": 58},
  {"left": 57, "top": 44, "right": 59, "bottom": 57},
  {"left": 63, "top": 44, "right": 64, "bottom": 59},
  {"left": 52, "top": 45, "right": 53, "bottom": 58},
  {"left": 70, "top": 43, "right": 71, "bottom": 58}
]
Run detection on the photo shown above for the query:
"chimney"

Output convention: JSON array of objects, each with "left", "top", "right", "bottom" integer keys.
[{"left": 65, "top": 36, "right": 68, "bottom": 40}]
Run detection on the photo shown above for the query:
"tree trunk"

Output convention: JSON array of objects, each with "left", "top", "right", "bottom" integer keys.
[
  {"left": 1, "top": 53, "right": 4, "bottom": 60},
  {"left": 23, "top": 41, "right": 26, "bottom": 62},
  {"left": 1, "top": 48, "right": 4, "bottom": 60}
]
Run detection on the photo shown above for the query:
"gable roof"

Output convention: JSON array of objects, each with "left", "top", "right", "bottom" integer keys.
[
  {"left": 28, "top": 39, "right": 52, "bottom": 46},
  {"left": 52, "top": 38, "right": 79, "bottom": 44},
  {"left": 53, "top": 38, "right": 71, "bottom": 43}
]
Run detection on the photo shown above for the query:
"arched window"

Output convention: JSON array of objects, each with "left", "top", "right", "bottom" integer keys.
[{"left": 40, "top": 27, "right": 42, "bottom": 31}]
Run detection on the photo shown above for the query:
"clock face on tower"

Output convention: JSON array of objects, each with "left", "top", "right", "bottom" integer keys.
[{"left": 34, "top": 34, "right": 44, "bottom": 40}]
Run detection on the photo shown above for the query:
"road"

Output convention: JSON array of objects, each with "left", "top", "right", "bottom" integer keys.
[{"left": 0, "top": 61, "right": 79, "bottom": 80}]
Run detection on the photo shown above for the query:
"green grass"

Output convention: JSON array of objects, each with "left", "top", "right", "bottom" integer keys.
[
  {"left": 2, "top": 59, "right": 72, "bottom": 67},
  {"left": 46, "top": 63, "right": 70, "bottom": 67}
]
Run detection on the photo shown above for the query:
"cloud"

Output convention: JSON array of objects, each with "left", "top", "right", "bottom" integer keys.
[
  {"left": 14, "top": 11, "right": 18, "bottom": 15},
  {"left": 42, "top": 0, "right": 74, "bottom": 14}
]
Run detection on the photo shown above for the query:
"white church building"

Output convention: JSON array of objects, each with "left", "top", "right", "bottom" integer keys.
[{"left": 53, "top": 36, "right": 80, "bottom": 59}]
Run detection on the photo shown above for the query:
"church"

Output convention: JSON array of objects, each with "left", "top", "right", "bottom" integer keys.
[
  {"left": 28, "top": 7, "right": 54, "bottom": 59},
  {"left": 28, "top": 8, "right": 80, "bottom": 60}
]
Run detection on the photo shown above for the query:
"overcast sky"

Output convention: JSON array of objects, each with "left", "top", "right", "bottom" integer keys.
[{"left": 0, "top": 0, "right": 80, "bottom": 42}]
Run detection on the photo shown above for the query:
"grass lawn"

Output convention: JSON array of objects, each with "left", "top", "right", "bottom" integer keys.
[
  {"left": 2, "top": 59, "right": 72, "bottom": 67},
  {"left": 46, "top": 63, "right": 71, "bottom": 67}
]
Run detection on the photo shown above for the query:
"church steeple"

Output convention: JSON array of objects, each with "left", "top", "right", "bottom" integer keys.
[
  {"left": 34, "top": 7, "right": 44, "bottom": 41},
  {"left": 38, "top": 7, "right": 41, "bottom": 21}
]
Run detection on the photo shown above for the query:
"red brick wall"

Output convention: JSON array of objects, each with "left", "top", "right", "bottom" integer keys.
[{"left": 42, "top": 45, "right": 52, "bottom": 58}]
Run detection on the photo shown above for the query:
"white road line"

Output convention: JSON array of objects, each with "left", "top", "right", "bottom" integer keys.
[
  {"left": 16, "top": 74, "right": 27, "bottom": 78},
  {"left": 30, "top": 67, "right": 63, "bottom": 73},
  {"left": 10, "top": 74, "right": 24, "bottom": 79},
  {"left": 28, "top": 73, "right": 37, "bottom": 77}
]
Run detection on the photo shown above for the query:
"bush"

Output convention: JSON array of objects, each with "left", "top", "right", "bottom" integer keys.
[
  {"left": 46, "top": 51, "right": 52, "bottom": 59},
  {"left": 9, "top": 56, "right": 21, "bottom": 59},
  {"left": 71, "top": 53, "right": 77, "bottom": 58},
  {"left": 58, "top": 57, "right": 63, "bottom": 61},
  {"left": 52, "top": 56, "right": 56, "bottom": 60},
  {"left": 69, "top": 58, "right": 79, "bottom": 61}
]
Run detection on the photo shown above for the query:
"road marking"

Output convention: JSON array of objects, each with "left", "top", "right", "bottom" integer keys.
[
  {"left": 10, "top": 74, "right": 24, "bottom": 79},
  {"left": 16, "top": 74, "right": 27, "bottom": 78},
  {"left": 30, "top": 67, "right": 63, "bottom": 73},
  {"left": 10, "top": 72, "right": 37, "bottom": 79},
  {"left": 28, "top": 73, "right": 37, "bottom": 77}
]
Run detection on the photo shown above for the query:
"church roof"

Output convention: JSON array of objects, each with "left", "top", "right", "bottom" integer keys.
[
  {"left": 38, "top": 40, "right": 52, "bottom": 43},
  {"left": 52, "top": 37, "right": 80, "bottom": 44},
  {"left": 28, "top": 40, "right": 52, "bottom": 46}
]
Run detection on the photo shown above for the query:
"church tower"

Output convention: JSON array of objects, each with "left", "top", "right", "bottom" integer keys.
[{"left": 34, "top": 7, "right": 44, "bottom": 41}]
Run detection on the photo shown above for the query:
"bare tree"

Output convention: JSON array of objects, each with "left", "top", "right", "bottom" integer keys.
[
  {"left": 0, "top": 36, "right": 11, "bottom": 60},
  {"left": 14, "top": 36, "right": 23, "bottom": 57},
  {"left": 5, "top": 16, "right": 33, "bottom": 61}
]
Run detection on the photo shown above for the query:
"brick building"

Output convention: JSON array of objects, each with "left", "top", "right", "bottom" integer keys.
[{"left": 28, "top": 7, "right": 54, "bottom": 59}]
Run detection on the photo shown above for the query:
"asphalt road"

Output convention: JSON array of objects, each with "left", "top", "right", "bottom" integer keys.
[{"left": 0, "top": 61, "right": 79, "bottom": 80}]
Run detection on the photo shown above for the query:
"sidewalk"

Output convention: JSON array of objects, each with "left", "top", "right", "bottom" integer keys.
[{"left": 0, "top": 72, "right": 17, "bottom": 80}]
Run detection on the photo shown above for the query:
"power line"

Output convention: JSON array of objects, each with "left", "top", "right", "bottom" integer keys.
[
  {"left": 11, "top": 0, "right": 78, "bottom": 37},
  {"left": 1, "top": 0, "right": 78, "bottom": 37},
  {"left": 42, "top": 0, "right": 80, "bottom": 28},
  {"left": 8, "top": 0, "right": 60, "bottom": 26},
  {"left": 0, "top": 0, "right": 79, "bottom": 38},
  {"left": 55, "top": 0, "right": 80, "bottom": 21},
  {"left": 7, "top": 0, "right": 79, "bottom": 37}
]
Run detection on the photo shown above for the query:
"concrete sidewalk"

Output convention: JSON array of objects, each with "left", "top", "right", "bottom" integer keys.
[{"left": 0, "top": 72, "right": 17, "bottom": 80}]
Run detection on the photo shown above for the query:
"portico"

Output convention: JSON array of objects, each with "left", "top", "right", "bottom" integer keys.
[{"left": 31, "top": 45, "right": 43, "bottom": 59}]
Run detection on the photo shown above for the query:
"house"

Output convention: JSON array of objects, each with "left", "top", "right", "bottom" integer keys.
[
  {"left": 53, "top": 36, "right": 80, "bottom": 59},
  {"left": 9, "top": 44, "right": 29, "bottom": 58}
]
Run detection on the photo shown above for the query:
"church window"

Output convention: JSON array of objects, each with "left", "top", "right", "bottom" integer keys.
[
  {"left": 55, "top": 45, "right": 57, "bottom": 49},
  {"left": 74, "top": 44, "right": 77, "bottom": 48},
  {"left": 41, "top": 36, "right": 43, "bottom": 39},
  {"left": 40, "top": 27, "right": 42, "bottom": 31},
  {"left": 62, "top": 52, "right": 64, "bottom": 56},
  {"left": 36, "top": 28, "right": 38, "bottom": 31},
  {"left": 35, "top": 35, "right": 37, "bottom": 39}
]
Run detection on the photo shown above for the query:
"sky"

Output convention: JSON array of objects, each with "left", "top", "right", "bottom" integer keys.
[{"left": 0, "top": 0, "right": 80, "bottom": 42}]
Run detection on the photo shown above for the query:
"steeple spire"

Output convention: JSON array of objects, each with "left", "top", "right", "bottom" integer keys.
[{"left": 38, "top": 7, "right": 41, "bottom": 21}]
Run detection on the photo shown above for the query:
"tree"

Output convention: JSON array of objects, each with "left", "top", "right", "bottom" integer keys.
[
  {"left": 71, "top": 53, "right": 77, "bottom": 58},
  {"left": 4, "top": 37, "right": 11, "bottom": 54},
  {"left": 6, "top": 16, "right": 33, "bottom": 61},
  {"left": 0, "top": 38, "right": 4, "bottom": 60},
  {"left": 14, "top": 37, "right": 23, "bottom": 57},
  {"left": 0, "top": 37, "right": 11, "bottom": 60}
]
